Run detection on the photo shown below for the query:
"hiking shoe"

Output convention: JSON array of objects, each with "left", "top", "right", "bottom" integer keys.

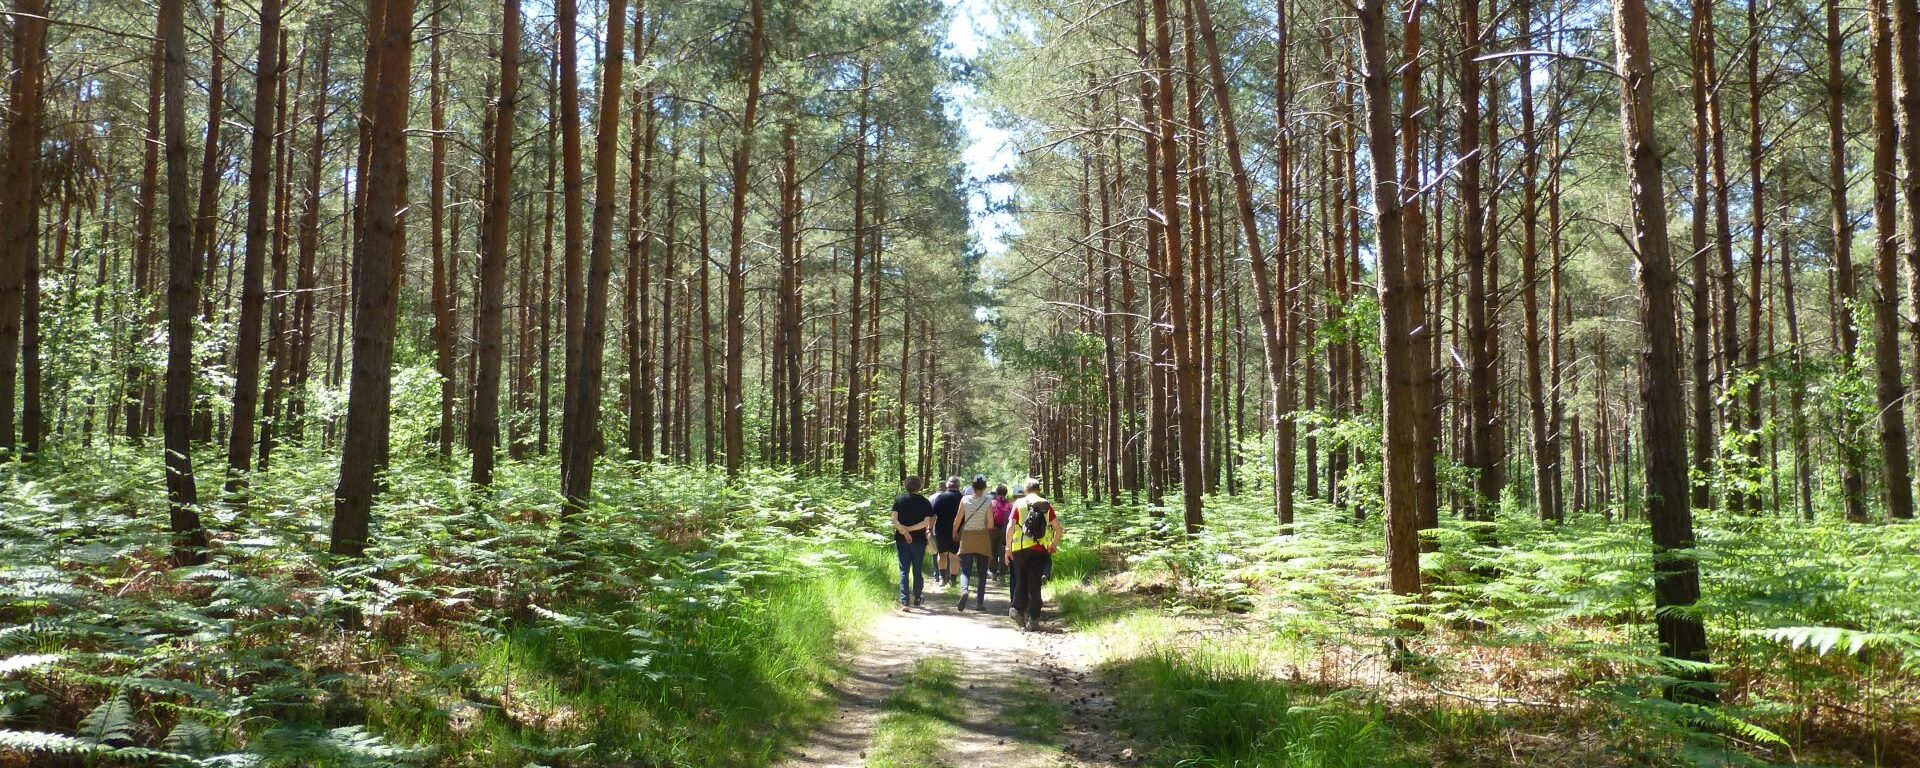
[{"left": 956, "top": 595, "right": 968, "bottom": 611}]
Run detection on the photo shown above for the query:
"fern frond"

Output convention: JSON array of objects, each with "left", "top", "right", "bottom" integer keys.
[
  {"left": 76, "top": 692, "right": 137, "bottom": 746},
  {"left": 0, "top": 653, "right": 60, "bottom": 675},
  {"left": 0, "top": 729, "right": 111, "bottom": 755},
  {"left": 162, "top": 717, "right": 216, "bottom": 755},
  {"left": 1747, "top": 625, "right": 1920, "bottom": 658}
]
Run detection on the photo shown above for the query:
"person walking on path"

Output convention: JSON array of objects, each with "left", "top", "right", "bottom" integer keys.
[
  {"left": 989, "top": 485, "right": 1012, "bottom": 581},
  {"left": 930, "top": 477, "right": 964, "bottom": 587},
  {"left": 892, "top": 476, "right": 935, "bottom": 609},
  {"left": 1007, "top": 480, "right": 1062, "bottom": 630},
  {"left": 954, "top": 476, "right": 995, "bottom": 611}
]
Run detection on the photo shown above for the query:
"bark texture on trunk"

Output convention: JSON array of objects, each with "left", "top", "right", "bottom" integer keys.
[
  {"left": 471, "top": 0, "right": 522, "bottom": 486},
  {"left": 228, "top": 0, "right": 285, "bottom": 491},
  {"left": 1613, "top": 0, "right": 1716, "bottom": 699},
  {"left": 1356, "top": 0, "right": 1422, "bottom": 601},
  {"left": 721, "top": 0, "right": 766, "bottom": 476},
  {"left": 1871, "top": 0, "right": 1915, "bottom": 521},
  {"left": 160, "top": 0, "right": 210, "bottom": 564},
  {"left": 0, "top": 0, "right": 47, "bottom": 455},
  {"left": 560, "top": 0, "right": 628, "bottom": 507},
  {"left": 330, "top": 0, "right": 415, "bottom": 558}
]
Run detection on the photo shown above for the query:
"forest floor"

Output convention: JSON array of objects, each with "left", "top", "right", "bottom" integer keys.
[{"left": 778, "top": 575, "right": 1135, "bottom": 768}]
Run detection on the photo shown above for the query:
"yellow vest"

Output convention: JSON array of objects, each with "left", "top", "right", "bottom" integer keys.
[{"left": 1008, "top": 494, "right": 1058, "bottom": 551}]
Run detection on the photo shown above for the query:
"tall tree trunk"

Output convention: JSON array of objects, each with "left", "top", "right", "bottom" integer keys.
[
  {"left": 1093, "top": 89, "right": 1122, "bottom": 504},
  {"left": 1688, "top": 0, "right": 1715, "bottom": 512},
  {"left": 1133, "top": 1, "right": 1167, "bottom": 507},
  {"left": 288, "top": 22, "right": 330, "bottom": 443},
  {"left": 1273, "top": 0, "right": 1297, "bottom": 526},
  {"left": 840, "top": 67, "right": 871, "bottom": 476},
  {"left": 1357, "top": 0, "right": 1422, "bottom": 603},
  {"left": 471, "top": 0, "right": 521, "bottom": 486},
  {"left": 1892, "top": 0, "right": 1920, "bottom": 519},
  {"left": 1519, "top": 0, "right": 1556, "bottom": 522},
  {"left": 1188, "top": 0, "right": 1289, "bottom": 529},
  {"left": 129, "top": 40, "right": 164, "bottom": 441},
  {"left": 159, "top": 0, "right": 209, "bottom": 564},
  {"left": 1460, "top": 0, "right": 1497, "bottom": 520},
  {"left": 627, "top": 83, "right": 656, "bottom": 462},
  {"left": 896, "top": 310, "right": 913, "bottom": 481},
  {"left": 191, "top": 0, "right": 227, "bottom": 443},
  {"left": 1703, "top": 0, "right": 1743, "bottom": 512},
  {"left": 781, "top": 123, "right": 805, "bottom": 466},
  {"left": 699, "top": 137, "right": 715, "bottom": 465},
  {"left": 227, "top": 0, "right": 284, "bottom": 492},
  {"left": 559, "top": 0, "right": 627, "bottom": 507},
  {"left": 260, "top": 28, "right": 296, "bottom": 469},
  {"left": 1612, "top": 0, "right": 1715, "bottom": 701},
  {"left": 513, "top": 171, "right": 536, "bottom": 458},
  {"left": 1828, "top": 0, "right": 1869, "bottom": 523},
  {"left": 330, "top": 0, "right": 415, "bottom": 558},
  {"left": 1148, "top": 0, "right": 1205, "bottom": 532},
  {"left": 1780, "top": 237, "right": 1812, "bottom": 520},
  {"left": 1546, "top": 66, "right": 1568, "bottom": 523},
  {"left": 721, "top": 0, "right": 765, "bottom": 476},
  {"left": 1399, "top": 1, "right": 1438, "bottom": 538},
  {"left": 1742, "top": 0, "right": 1766, "bottom": 513},
  {"left": 539, "top": 47, "right": 558, "bottom": 456},
  {"left": 660, "top": 137, "right": 682, "bottom": 461},
  {"left": 557, "top": 0, "right": 587, "bottom": 485},
  {"left": 1872, "top": 0, "right": 1916, "bottom": 520},
  {"left": 0, "top": 0, "right": 45, "bottom": 455},
  {"left": 429, "top": 20, "right": 455, "bottom": 458}
]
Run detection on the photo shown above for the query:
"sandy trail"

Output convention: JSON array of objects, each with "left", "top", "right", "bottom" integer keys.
[{"left": 778, "top": 576, "right": 1134, "bottom": 768}]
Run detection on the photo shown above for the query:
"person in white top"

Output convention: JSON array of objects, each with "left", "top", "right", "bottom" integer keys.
[{"left": 953, "top": 476, "right": 996, "bottom": 611}]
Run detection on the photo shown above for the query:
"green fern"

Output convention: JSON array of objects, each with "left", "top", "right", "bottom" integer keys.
[
  {"left": 76, "top": 691, "right": 137, "bottom": 747},
  {"left": 1748, "top": 625, "right": 1920, "bottom": 661},
  {"left": 0, "top": 653, "right": 59, "bottom": 675},
  {"left": 162, "top": 717, "right": 216, "bottom": 755},
  {"left": 0, "top": 728, "right": 111, "bottom": 755}
]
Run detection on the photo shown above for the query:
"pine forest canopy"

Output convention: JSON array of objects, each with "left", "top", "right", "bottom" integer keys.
[{"left": 0, "top": 0, "right": 1917, "bottom": 762}]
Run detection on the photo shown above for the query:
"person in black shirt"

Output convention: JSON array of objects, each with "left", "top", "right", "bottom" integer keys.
[
  {"left": 930, "top": 477, "right": 965, "bottom": 587},
  {"left": 891, "top": 475, "right": 935, "bottom": 608}
]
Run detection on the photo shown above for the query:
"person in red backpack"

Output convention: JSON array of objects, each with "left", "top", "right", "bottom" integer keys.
[{"left": 989, "top": 484, "right": 1013, "bottom": 582}]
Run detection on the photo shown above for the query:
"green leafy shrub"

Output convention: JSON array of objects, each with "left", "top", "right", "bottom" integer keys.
[{"left": 0, "top": 446, "right": 899, "bottom": 767}]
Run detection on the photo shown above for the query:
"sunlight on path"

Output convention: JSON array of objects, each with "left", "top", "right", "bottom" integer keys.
[{"left": 777, "top": 583, "right": 1128, "bottom": 768}]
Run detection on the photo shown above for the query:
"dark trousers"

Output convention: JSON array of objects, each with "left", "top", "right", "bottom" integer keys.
[
  {"left": 1010, "top": 548, "right": 1051, "bottom": 621},
  {"left": 896, "top": 539, "right": 927, "bottom": 605},
  {"left": 989, "top": 530, "right": 1007, "bottom": 577},
  {"left": 959, "top": 553, "right": 988, "bottom": 603}
]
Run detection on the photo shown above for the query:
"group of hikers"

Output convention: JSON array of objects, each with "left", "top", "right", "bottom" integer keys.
[{"left": 889, "top": 475, "right": 1063, "bottom": 630}]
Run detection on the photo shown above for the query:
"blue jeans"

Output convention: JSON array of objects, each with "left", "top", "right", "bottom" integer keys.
[
  {"left": 896, "top": 539, "right": 927, "bottom": 605},
  {"left": 960, "top": 553, "right": 988, "bottom": 604}
]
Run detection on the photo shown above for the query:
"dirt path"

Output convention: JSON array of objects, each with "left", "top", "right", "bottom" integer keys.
[{"left": 778, "top": 578, "right": 1134, "bottom": 768}]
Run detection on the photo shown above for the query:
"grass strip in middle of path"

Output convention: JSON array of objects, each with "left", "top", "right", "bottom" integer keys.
[{"left": 868, "top": 657, "right": 966, "bottom": 768}]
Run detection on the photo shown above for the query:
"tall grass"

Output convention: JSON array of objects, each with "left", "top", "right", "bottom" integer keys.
[{"left": 1106, "top": 646, "right": 1397, "bottom": 768}]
